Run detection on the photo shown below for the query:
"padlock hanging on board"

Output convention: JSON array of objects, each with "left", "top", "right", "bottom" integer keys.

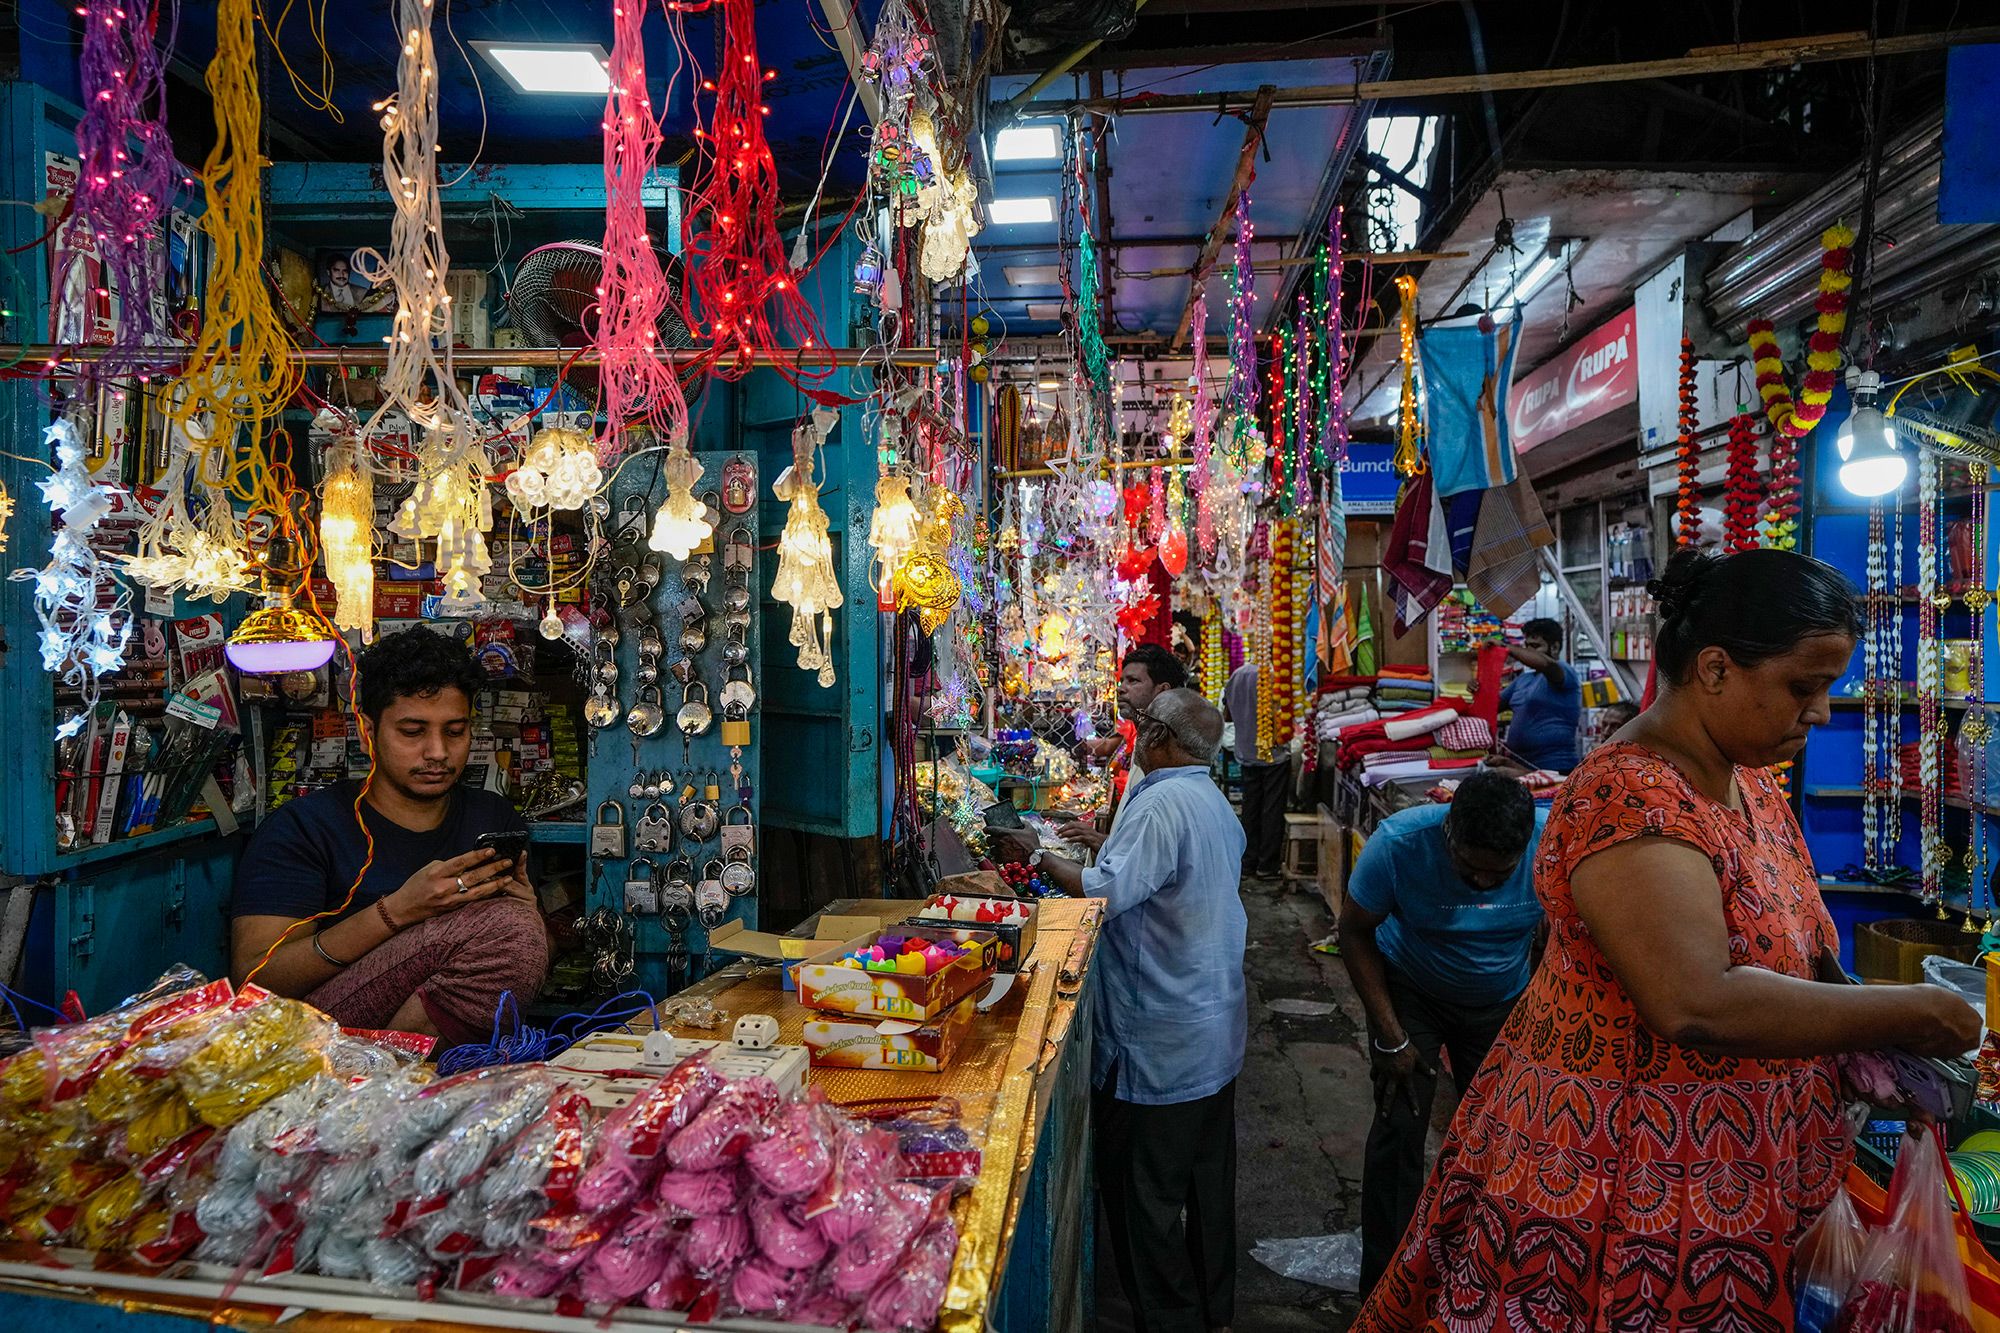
[
  {"left": 624, "top": 858, "right": 661, "bottom": 915},
  {"left": 591, "top": 801, "right": 628, "bottom": 858}
]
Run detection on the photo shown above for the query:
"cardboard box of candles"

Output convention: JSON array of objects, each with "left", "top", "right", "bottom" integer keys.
[
  {"left": 800, "top": 993, "right": 977, "bottom": 1073},
  {"left": 793, "top": 925, "right": 1000, "bottom": 1022},
  {"left": 912, "top": 892, "right": 1039, "bottom": 972}
]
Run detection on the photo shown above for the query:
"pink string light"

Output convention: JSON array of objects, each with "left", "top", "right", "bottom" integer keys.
[
  {"left": 1190, "top": 292, "right": 1215, "bottom": 555},
  {"left": 1225, "top": 186, "right": 1258, "bottom": 417},
  {"left": 597, "top": 0, "right": 689, "bottom": 459},
  {"left": 1326, "top": 205, "right": 1350, "bottom": 463},
  {"left": 72, "top": 0, "right": 180, "bottom": 372}
]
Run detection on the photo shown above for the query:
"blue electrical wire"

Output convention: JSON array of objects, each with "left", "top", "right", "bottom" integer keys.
[
  {"left": 434, "top": 988, "right": 663, "bottom": 1076},
  {"left": 0, "top": 983, "right": 70, "bottom": 1039}
]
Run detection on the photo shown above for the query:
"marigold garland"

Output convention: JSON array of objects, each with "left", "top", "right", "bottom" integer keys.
[
  {"left": 1745, "top": 223, "right": 1855, "bottom": 440},
  {"left": 1675, "top": 334, "right": 1700, "bottom": 547},
  {"left": 1764, "top": 431, "right": 1801, "bottom": 551},
  {"left": 1723, "top": 413, "right": 1764, "bottom": 554}
]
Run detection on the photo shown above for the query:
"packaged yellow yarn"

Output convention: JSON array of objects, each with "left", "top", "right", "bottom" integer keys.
[{"left": 173, "top": 997, "right": 335, "bottom": 1128}]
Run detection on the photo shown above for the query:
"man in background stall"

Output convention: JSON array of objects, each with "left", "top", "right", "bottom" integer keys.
[
  {"left": 1062, "top": 642, "right": 1189, "bottom": 851},
  {"left": 1498, "top": 617, "right": 1583, "bottom": 773},
  {"left": 230, "top": 626, "right": 549, "bottom": 1043},
  {"left": 995, "top": 689, "right": 1244, "bottom": 1333},
  {"left": 1338, "top": 770, "right": 1545, "bottom": 1296},
  {"left": 1224, "top": 658, "right": 1288, "bottom": 878}
]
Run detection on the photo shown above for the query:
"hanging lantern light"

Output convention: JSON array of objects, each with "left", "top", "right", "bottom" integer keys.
[
  {"left": 319, "top": 436, "right": 375, "bottom": 635},
  {"left": 648, "top": 432, "right": 713, "bottom": 561},
  {"left": 771, "top": 412, "right": 844, "bottom": 687},
  {"left": 867, "top": 473, "right": 921, "bottom": 592}
]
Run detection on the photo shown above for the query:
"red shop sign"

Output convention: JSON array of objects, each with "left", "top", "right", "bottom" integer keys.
[{"left": 1506, "top": 307, "right": 1638, "bottom": 453}]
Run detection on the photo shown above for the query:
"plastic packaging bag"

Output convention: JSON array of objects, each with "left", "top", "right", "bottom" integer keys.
[
  {"left": 1832, "top": 1130, "right": 1975, "bottom": 1333},
  {"left": 1795, "top": 1187, "right": 1868, "bottom": 1333},
  {"left": 1249, "top": 1231, "right": 1364, "bottom": 1293}
]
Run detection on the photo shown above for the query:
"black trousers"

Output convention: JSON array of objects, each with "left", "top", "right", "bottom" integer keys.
[
  {"left": 1095, "top": 1077, "right": 1237, "bottom": 1333},
  {"left": 1238, "top": 759, "right": 1288, "bottom": 875},
  {"left": 1359, "top": 970, "right": 1519, "bottom": 1298}
]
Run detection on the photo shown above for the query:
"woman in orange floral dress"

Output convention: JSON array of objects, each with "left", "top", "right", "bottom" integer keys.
[{"left": 1355, "top": 549, "right": 1981, "bottom": 1332}]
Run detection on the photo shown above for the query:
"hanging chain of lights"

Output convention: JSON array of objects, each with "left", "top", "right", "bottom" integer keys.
[
  {"left": 1393, "top": 274, "right": 1423, "bottom": 478},
  {"left": 1919, "top": 446, "right": 1945, "bottom": 908}
]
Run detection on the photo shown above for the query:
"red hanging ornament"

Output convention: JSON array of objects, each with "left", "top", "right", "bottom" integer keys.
[
  {"left": 1675, "top": 334, "right": 1702, "bottom": 547},
  {"left": 1122, "top": 482, "right": 1150, "bottom": 526},
  {"left": 1722, "top": 413, "right": 1765, "bottom": 554},
  {"left": 677, "top": 0, "right": 826, "bottom": 384},
  {"left": 1159, "top": 524, "right": 1188, "bottom": 577},
  {"left": 1116, "top": 544, "right": 1154, "bottom": 583}
]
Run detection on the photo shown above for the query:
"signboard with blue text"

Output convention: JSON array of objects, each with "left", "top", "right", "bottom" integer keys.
[{"left": 1340, "top": 442, "right": 1401, "bottom": 515}]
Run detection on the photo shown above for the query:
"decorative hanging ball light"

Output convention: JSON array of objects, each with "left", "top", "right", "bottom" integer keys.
[
  {"left": 505, "top": 426, "right": 603, "bottom": 513},
  {"left": 648, "top": 434, "right": 713, "bottom": 560}
]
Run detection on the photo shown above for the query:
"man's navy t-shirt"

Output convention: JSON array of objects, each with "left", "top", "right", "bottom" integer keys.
[{"left": 230, "top": 783, "right": 526, "bottom": 922}]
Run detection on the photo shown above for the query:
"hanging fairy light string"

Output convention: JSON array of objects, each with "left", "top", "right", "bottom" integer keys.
[
  {"left": 12, "top": 420, "right": 129, "bottom": 736},
  {"left": 772, "top": 410, "right": 843, "bottom": 685},
  {"left": 1964, "top": 465, "right": 1992, "bottom": 932},
  {"left": 1324, "top": 206, "right": 1351, "bottom": 467},
  {"left": 1863, "top": 502, "right": 1886, "bottom": 871},
  {"left": 675, "top": 0, "right": 826, "bottom": 382},
  {"left": 1919, "top": 447, "right": 1944, "bottom": 909},
  {"left": 1674, "top": 335, "right": 1701, "bottom": 546},
  {"left": 166, "top": 0, "right": 301, "bottom": 435},
  {"left": 1225, "top": 187, "right": 1259, "bottom": 436},
  {"left": 1392, "top": 274, "right": 1423, "bottom": 477},
  {"left": 1190, "top": 293, "right": 1216, "bottom": 556},
  {"left": 598, "top": 0, "right": 689, "bottom": 463},
  {"left": 1722, "top": 413, "right": 1764, "bottom": 553},
  {"left": 72, "top": 0, "right": 181, "bottom": 374}
]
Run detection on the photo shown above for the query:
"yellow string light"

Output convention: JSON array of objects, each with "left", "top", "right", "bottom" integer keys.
[
  {"left": 1393, "top": 273, "right": 1423, "bottom": 478},
  {"left": 319, "top": 436, "right": 375, "bottom": 633},
  {"left": 165, "top": 0, "right": 302, "bottom": 438}
]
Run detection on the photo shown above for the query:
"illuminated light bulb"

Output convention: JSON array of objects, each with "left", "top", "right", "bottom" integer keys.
[
  {"left": 867, "top": 473, "right": 920, "bottom": 592},
  {"left": 319, "top": 435, "right": 375, "bottom": 634},
  {"left": 227, "top": 594, "right": 338, "bottom": 674},
  {"left": 648, "top": 439, "right": 713, "bottom": 560},
  {"left": 539, "top": 601, "right": 564, "bottom": 640}
]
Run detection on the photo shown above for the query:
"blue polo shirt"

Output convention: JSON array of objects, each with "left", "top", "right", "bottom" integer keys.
[
  {"left": 1502, "top": 665, "right": 1582, "bottom": 772},
  {"left": 1347, "top": 803, "right": 1546, "bottom": 1006}
]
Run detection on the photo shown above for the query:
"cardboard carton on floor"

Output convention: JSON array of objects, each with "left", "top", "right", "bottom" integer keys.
[
  {"left": 794, "top": 925, "right": 999, "bottom": 1021},
  {"left": 801, "top": 993, "right": 976, "bottom": 1073}
]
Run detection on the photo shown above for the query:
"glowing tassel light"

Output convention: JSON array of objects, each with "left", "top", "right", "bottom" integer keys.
[
  {"left": 319, "top": 438, "right": 375, "bottom": 634},
  {"left": 771, "top": 415, "right": 843, "bottom": 687}
]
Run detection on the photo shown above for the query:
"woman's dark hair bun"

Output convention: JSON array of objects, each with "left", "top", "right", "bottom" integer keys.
[{"left": 1645, "top": 548, "right": 1717, "bottom": 622}]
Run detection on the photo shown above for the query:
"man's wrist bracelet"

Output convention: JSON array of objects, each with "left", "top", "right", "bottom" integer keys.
[
  {"left": 311, "top": 931, "right": 354, "bottom": 968},
  {"left": 375, "top": 898, "right": 400, "bottom": 933},
  {"left": 1372, "top": 1035, "right": 1411, "bottom": 1055}
]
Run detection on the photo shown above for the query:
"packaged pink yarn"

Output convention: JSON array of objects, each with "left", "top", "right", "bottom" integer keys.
[
  {"left": 642, "top": 1247, "right": 699, "bottom": 1311},
  {"left": 863, "top": 1219, "right": 959, "bottom": 1331},
  {"left": 744, "top": 1099, "right": 834, "bottom": 1197},
  {"left": 491, "top": 1255, "right": 567, "bottom": 1300},
  {"left": 575, "top": 1053, "right": 727, "bottom": 1212},
  {"left": 656, "top": 1165, "right": 741, "bottom": 1217},
  {"left": 665, "top": 1076, "right": 781, "bottom": 1172},
  {"left": 831, "top": 1181, "right": 940, "bottom": 1298},
  {"left": 731, "top": 1255, "right": 810, "bottom": 1315},
  {"left": 684, "top": 1210, "right": 753, "bottom": 1278},
  {"left": 750, "top": 1191, "right": 829, "bottom": 1270},
  {"left": 577, "top": 1206, "right": 684, "bottom": 1306},
  {"left": 809, "top": 1126, "right": 902, "bottom": 1245}
]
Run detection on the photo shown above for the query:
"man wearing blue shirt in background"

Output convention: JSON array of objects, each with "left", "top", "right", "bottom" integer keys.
[
  {"left": 1338, "top": 770, "right": 1545, "bottom": 1297},
  {"left": 996, "top": 688, "right": 1245, "bottom": 1333},
  {"left": 1499, "top": 617, "right": 1583, "bottom": 772}
]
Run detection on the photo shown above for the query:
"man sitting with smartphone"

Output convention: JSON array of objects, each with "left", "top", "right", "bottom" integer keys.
[{"left": 230, "top": 626, "right": 548, "bottom": 1044}]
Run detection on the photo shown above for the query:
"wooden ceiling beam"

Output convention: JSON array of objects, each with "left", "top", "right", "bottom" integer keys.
[{"left": 1169, "top": 85, "right": 1275, "bottom": 353}]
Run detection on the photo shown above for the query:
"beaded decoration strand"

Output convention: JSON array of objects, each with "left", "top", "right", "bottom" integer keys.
[
  {"left": 1919, "top": 447, "right": 1945, "bottom": 909},
  {"left": 1864, "top": 502, "right": 1884, "bottom": 871},
  {"left": 1722, "top": 413, "right": 1764, "bottom": 553},
  {"left": 1887, "top": 493, "right": 1904, "bottom": 862},
  {"left": 1675, "top": 335, "right": 1700, "bottom": 546},
  {"left": 1965, "top": 464, "right": 1992, "bottom": 931}
]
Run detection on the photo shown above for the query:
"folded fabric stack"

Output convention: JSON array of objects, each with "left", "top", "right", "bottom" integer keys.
[
  {"left": 1373, "top": 666, "right": 1437, "bottom": 715},
  {"left": 1427, "top": 715, "right": 1494, "bottom": 764},
  {"left": 1428, "top": 766, "right": 1565, "bottom": 802},
  {"left": 1337, "top": 703, "right": 1484, "bottom": 786}
]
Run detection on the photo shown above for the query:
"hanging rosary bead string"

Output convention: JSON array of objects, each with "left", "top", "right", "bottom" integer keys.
[
  {"left": 1919, "top": 446, "right": 1945, "bottom": 909},
  {"left": 165, "top": 0, "right": 302, "bottom": 435},
  {"left": 1966, "top": 463, "right": 1992, "bottom": 931},
  {"left": 1888, "top": 495, "right": 1905, "bottom": 862},
  {"left": 597, "top": 0, "right": 690, "bottom": 463}
]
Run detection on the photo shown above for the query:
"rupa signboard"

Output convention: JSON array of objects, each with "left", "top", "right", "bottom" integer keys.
[{"left": 1506, "top": 307, "right": 1639, "bottom": 454}]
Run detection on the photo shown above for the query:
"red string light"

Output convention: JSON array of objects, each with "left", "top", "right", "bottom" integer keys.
[
  {"left": 675, "top": 0, "right": 828, "bottom": 389},
  {"left": 597, "top": 0, "right": 689, "bottom": 459}
]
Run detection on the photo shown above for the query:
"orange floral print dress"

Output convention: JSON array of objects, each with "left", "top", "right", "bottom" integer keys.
[{"left": 1354, "top": 743, "right": 1852, "bottom": 1333}]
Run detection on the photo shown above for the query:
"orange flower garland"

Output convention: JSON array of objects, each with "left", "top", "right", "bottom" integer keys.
[
  {"left": 1269, "top": 520, "right": 1298, "bottom": 746},
  {"left": 1675, "top": 334, "right": 1701, "bottom": 547},
  {"left": 1745, "top": 223, "right": 1855, "bottom": 440}
]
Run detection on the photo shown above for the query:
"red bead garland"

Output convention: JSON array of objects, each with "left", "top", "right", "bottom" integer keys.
[
  {"left": 1675, "top": 334, "right": 1701, "bottom": 547},
  {"left": 1722, "top": 413, "right": 1764, "bottom": 554}
]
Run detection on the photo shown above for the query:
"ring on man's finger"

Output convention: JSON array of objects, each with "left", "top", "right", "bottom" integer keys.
[{"left": 455, "top": 876, "right": 467, "bottom": 894}]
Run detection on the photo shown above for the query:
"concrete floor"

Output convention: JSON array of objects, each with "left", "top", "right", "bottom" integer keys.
[{"left": 1094, "top": 871, "right": 1394, "bottom": 1333}]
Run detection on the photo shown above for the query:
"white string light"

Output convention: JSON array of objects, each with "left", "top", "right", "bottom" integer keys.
[
  {"left": 772, "top": 412, "right": 843, "bottom": 687},
  {"left": 12, "top": 419, "right": 130, "bottom": 736}
]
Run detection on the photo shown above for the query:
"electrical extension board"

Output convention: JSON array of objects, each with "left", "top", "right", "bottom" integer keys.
[{"left": 545, "top": 1028, "right": 807, "bottom": 1108}]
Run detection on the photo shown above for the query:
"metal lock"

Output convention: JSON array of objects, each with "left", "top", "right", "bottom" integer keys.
[
  {"left": 704, "top": 770, "right": 722, "bottom": 802},
  {"left": 623, "top": 858, "right": 660, "bottom": 915},
  {"left": 634, "top": 801, "right": 675, "bottom": 854},
  {"left": 723, "top": 524, "right": 755, "bottom": 571},
  {"left": 720, "top": 702, "right": 751, "bottom": 747},
  {"left": 694, "top": 492, "right": 721, "bottom": 553},
  {"left": 590, "top": 801, "right": 627, "bottom": 858},
  {"left": 616, "top": 494, "right": 650, "bottom": 543},
  {"left": 696, "top": 863, "right": 729, "bottom": 928},
  {"left": 722, "top": 805, "right": 755, "bottom": 861},
  {"left": 721, "top": 859, "right": 755, "bottom": 896},
  {"left": 661, "top": 860, "right": 696, "bottom": 926}
]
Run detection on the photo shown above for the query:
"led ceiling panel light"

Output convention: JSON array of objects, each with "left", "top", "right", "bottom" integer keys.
[
  {"left": 989, "top": 196, "right": 1054, "bottom": 226},
  {"left": 473, "top": 42, "right": 612, "bottom": 95},
  {"left": 1004, "top": 264, "right": 1062, "bottom": 287},
  {"left": 993, "top": 123, "right": 1061, "bottom": 160}
]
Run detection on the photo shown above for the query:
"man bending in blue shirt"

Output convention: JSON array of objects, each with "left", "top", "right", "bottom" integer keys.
[
  {"left": 1339, "top": 770, "right": 1545, "bottom": 1297},
  {"left": 996, "top": 688, "right": 1245, "bottom": 1333}
]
